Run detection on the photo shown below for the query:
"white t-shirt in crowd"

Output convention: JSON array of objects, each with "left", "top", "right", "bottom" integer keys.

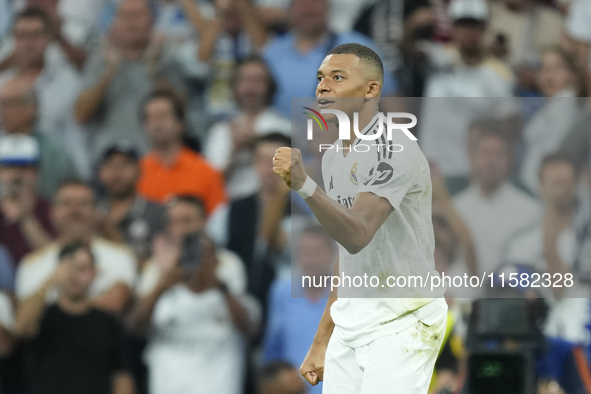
[
  {"left": 520, "top": 90, "right": 581, "bottom": 195},
  {"left": 15, "top": 238, "right": 137, "bottom": 301},
  {"left": 144, "top": 285, "right": 260, "bottom": 394},
  {"left": 320, "top": 114, "right": 446, "bottom": 348},
  {"left": 135, "top": 248, "right": 248, "bottom": 298},
  {"left": 453, "top": 182, "right": 541, "bottom": 275},
  {"left": 420, "top": 45, "right": 517, "bottom": 177},
  {"left": 567, "top": 0, "right": 591, "bottom": 44},
  {"left": 204, "top": 108, "right": 291, "bottom": 199}
]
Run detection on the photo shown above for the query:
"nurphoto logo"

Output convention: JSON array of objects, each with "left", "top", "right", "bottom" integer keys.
[{"left": 303, "top": 108, "right": 418, "bottom": 152}]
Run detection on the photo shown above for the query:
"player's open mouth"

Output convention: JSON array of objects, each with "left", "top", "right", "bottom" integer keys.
[{"left": 317, "top": 98, "right": 335, "bottom": 108}]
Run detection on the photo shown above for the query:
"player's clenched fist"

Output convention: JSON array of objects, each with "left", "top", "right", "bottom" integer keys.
[
  {"left": 272, "top": 147, "right": 307, "bottom": 190},
  {"left": 299, "top": 341, "right": 327, "bottom": 386}
]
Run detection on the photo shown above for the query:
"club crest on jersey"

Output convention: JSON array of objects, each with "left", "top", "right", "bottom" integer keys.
[
  {"left": 363, "top": 162, "right": 394, "bottom": 186},
  {"left": 350, "top": 162, "right": 358, "bottom": 185}
]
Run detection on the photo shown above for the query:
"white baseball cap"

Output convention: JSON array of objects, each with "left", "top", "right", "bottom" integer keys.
[
  {"left": 448, "top": 0, "right": 489, "bottom": 22},
  {"left": 0, "top": 134, "right": 40, "bottom": 166}
]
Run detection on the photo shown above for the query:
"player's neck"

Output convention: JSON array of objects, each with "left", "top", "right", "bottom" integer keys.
[{"left": 340, "top": 108, "right": 380, "bottom": 158}]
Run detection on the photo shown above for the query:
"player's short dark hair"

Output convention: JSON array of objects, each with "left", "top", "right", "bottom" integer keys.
[
  {"left": 259, "top": 361, "right": 298, "bottom": 386},
  {"left": 14, "top": 7, "right": 52, "bottom": 32},
  {"left": 59, "top": 241, "right": 95, "bottom": 265},
  {"left": 141, "top": 89, "right": 186, "bottom": 123},
  {"left": 327, "top": 43, "right": 384, "bottom": 82},
  {"left": 254, "top": 132, "right": 291, "bottom": 149},
  {"left": 167, "top": 195, "right": 206, "bottom": 216},
  {"left": 539, "top": 151, "right": 581, "bottom": 180}
]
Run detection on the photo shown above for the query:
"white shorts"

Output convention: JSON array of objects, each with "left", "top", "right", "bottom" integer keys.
[{"left": 323, "top": 314, "right": 446, "bottom": 394}]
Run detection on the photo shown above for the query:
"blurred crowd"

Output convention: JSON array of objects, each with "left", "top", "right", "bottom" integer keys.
[{"left": 0, "top": 0, "right": 590, "bottom": 393}]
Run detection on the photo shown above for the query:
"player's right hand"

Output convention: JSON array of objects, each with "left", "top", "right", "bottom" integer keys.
[{"left": 300, "top": 340, "right": 327, "bottom": 386}]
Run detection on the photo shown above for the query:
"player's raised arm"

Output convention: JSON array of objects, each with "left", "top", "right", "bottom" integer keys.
[{"left": 273, "top": 147, "right": 392, "bottom": 255}]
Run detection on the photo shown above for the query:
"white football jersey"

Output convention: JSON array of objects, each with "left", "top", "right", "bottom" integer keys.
[{"left": 321, "top": 114, "right": 446, "bottom": 347}]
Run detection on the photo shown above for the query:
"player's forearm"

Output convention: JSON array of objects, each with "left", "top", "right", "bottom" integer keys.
[
  {"left": 312, "top": 258, "right": 338, "bottom": 345},
  {"left": 305, "top": 188, "right": 377, "bottom": 254}
]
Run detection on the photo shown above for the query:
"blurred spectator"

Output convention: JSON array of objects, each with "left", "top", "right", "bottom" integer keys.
[
  {"left": 74, "top": 0, "right": 205, "bottom": 165},
  {"left": 419, "top": 0, "right": 518, "bottom": 179},
  {"left": 520, "top": 47, "right": 583, "bottom": 195},
  {"left": 565, "top": 0, "right": 591, "bottom": 101},
  {"left": 0, "top": 77, "right": 78, "bottom": 198},
  {"left": 204, "top": 55, "right": 291, "bottom": 199},
  {"left": 258, "top": 361, "right": 308, "bottom": 394},
  {"left": 454, "top": 128, "right": 541, "bottom": 275},
  {"left": 505, "top": 153, "right": 591, "bottom": 345},
  {"left": 97, "top": 142, "right": 166, "bottom": 262},
  {"left": 0, "top": 0, "right": 11, "bottom": 42},
  {"left": 354, "top": 0, "right": 434, "bottom": 74},
  {"left": 15, "top": 180, "right": 137, "bottom": 314},
  {"left": 207, "top": 133, "right": 291, "bottom": 316},
  {"left": 13, "top": 242, "right": 135, "bottom": 394},
  {"left": 0, "top": 8, "right": 88, "bottom": 177},
  {"left": 135, "top": 195, "right": 247, "bottom": 300},
  {"left": 486, "top": 0, "right": 564, "bottom": 66},
  {"left": 507, "top": 153, "right": 587, "bottom": 278},
  {"left": 136, "top": 90, "right": 226, "bottom": 215},
  {"left": 0, "top": 290, "right": 14, "bottom": 355},
  {"left": 0, "top": 134, "right": 55, "bottom": 265},
  {"left": 430, "top": 165, "right": 479, "bottom": 280},
  {"left": 0, "top": 245, "right": 14, "bottom": 292},
  {"left": 130, "top": 233, "right": 259, "bottom": 394},
  {"left": 262, "top": 0, "right": 397, "bottom": 118},
  {"left": 256, "top": 0, "right": 374, "bottom": 36},
  {"left": 186, "top": 0, "right": 268, "bottom": 119},
  {"left": 263, "top": 224, "right": 335, "bottom": 394},
  {"left": 9, "top": 1, "right": 90, "bottom": 70}
]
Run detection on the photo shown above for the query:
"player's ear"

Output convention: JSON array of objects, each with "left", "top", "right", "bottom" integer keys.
[{"left": 365, "top": 81, "right": 380, "bottom": 98}]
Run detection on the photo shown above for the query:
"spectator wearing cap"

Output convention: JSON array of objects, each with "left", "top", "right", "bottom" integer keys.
[
  {"left": 13, "top": 242, "right": 135, "bottom": 394},
  {"left": 453, "top": 128, "right": 540, "bottom": 277},
  {"left": 0, "top": 8, "right": 88, "bottom": 176},
  {"left": 15, "top": 180, "right": 137, "bottom": 315},
  {"left": 0, "top": 134, "right": 56, "bottom": 265},
  {"left": 419, "top": 0, "right": 519, "bottom": 180},
  {"left": 136, "top": 90, "right": 226, "bottom": 215},
  {"left": 0, "top": 76, "right": 78, "bottom": 198},
  {"left": 261, "top": 0, "right": 398, "bottom": 118},
  {"left": 97, "top": 143, "right": 166, "bottom": 262},
  {"left": 486, "top": 0, "right": 564, "bottom": 67},
  {"left": 204, "top": 55, "right": 291, "bottom": 199},
  {"left": 258, "top": 361, "right": 308, "bottom": 394}
]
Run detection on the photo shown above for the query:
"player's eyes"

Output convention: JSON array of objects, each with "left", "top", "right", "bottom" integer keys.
[
  {"left": 334, "top": 75, "right": 343, "bottom": 81},
  {"left": 317, "top": 76, "right": 324, "bottom": 82}
]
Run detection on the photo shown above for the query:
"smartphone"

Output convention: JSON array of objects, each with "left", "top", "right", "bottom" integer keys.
[{"left": 179, "top": 232, "right": 202, "bottom": 274}]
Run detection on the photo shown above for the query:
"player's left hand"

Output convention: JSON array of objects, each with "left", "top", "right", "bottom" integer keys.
[{"left": 272, "top": 147, "right": 307, "bottom": 190}]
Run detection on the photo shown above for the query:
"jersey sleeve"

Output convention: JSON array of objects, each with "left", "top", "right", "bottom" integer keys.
[{"left": 356, "top": 143, "right": 417, "bottom": 211}]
